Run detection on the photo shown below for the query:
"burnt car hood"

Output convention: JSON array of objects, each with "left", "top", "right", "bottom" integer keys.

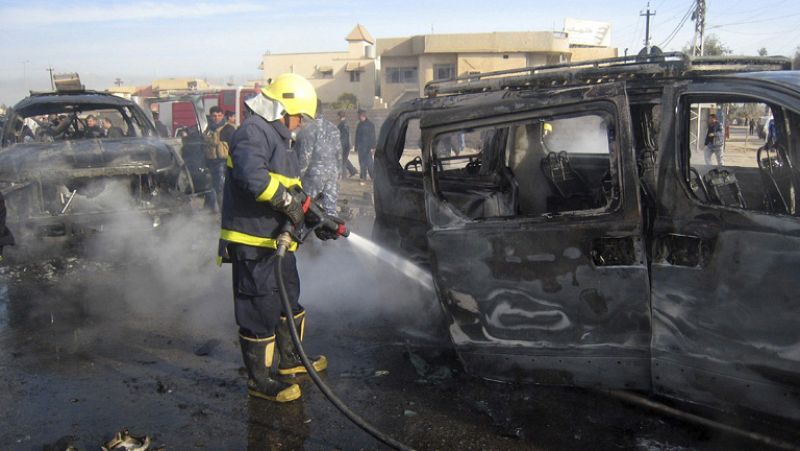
[{"left": 0, "top": 137, "right": 179, "bottom": 183}]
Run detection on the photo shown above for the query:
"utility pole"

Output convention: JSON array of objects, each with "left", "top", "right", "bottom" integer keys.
[
  {"left": 640, "top": 1, "right": 656, "bottom": 54},
  {"left": 691, "top": 0, "right": 706, "bottom": 56},
  {"left": 114, "top": 78, "right": 124, "bottom": 87},
  {"left": 46, "top": 65, "right": 55, "bottom": 90}
]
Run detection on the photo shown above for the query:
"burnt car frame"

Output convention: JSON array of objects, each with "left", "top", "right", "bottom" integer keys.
[
  {"left": 0, "top": 90, "right": 206, "bottom": 251},
  {"left": 374, "top": 52, "right": 800, "bottom": 421}
]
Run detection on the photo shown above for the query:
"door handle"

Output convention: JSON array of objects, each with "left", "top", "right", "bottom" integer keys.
[
  {"left": 654, "top": 233, "right": 712, "bottom": 268},
  {"left": 591, "top": 236, "right": 636, "bottom": 266}
]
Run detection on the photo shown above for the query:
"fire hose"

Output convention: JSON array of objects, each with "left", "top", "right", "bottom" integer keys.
[{"left": 273, "top": 188, "right": 413, "bottom": 451}]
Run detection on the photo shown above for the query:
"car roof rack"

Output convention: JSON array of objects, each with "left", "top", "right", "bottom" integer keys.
[
  {"left": 28, "top": 89, "right": 110, "bottom": 97},
  {"left": 424, "top": 52, "right": 792, "bottom": 97}
]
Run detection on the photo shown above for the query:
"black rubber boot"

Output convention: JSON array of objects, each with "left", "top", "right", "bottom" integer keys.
[
  {"left": 239, "top": 334, "right": 301, "bottom": 402},
  {"left": 275, "top": 311, "right": 328, "bottom": 376}
]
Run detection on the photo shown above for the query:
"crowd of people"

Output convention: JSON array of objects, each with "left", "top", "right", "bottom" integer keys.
[{"left": 199, "top": 101, "right": 377, "bottom": 213}]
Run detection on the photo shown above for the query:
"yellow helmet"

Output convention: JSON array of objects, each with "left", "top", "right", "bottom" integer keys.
[
  {"left": 543, "top": 123, "right": 553, "bottom": 133},
  {"left": 261, "top": 73, "right": 317, "bottom": 118}
]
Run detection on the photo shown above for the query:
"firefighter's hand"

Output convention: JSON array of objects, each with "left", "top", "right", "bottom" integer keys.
[
  {"left": 315, "top": 216, "right": 345, "bottom": 241},
  {"left": 271, "top": 186, "right": 305, "bottom": 225}
]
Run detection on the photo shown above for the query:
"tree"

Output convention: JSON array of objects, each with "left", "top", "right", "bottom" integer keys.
[
  {"left": 793, "top": 46, "right": 800, "bottom": 70},
  {"left": 332, "top": 92, "right": 358, "bottom": 110},
  {"left": 757, "top": 47, "right": 768, "bottom": 56},
  {"left": 683, "top": 34, "right": 732, "bottom": 56}
]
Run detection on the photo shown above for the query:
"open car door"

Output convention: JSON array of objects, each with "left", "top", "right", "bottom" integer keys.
[
  {"left": 651, "top": 79, "right": 800, "bottom": 420},
  {"left": 421, "top": 82, "right": 652, "bottom": 390}
]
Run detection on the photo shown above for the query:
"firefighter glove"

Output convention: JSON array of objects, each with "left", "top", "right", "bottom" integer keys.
[
  {"left": 315, "top": 215, "right": 345, "bottom": 241},
  {"left": 270, "top": 185, "right": 305, "bottom": 225}
]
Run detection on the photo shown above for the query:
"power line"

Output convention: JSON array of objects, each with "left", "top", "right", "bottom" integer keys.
[
  {"left": 708, "top": 11, "right": 800, "bottom": 29},
  {"left": 658, "top": 1, "right": 695, "bottom": 48}
]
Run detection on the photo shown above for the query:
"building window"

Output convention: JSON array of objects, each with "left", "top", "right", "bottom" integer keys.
[
  {"left": 317, "top": 66, "right": 334, "bottom": 79},
  {"left": 433, "top": 64, "right": 455, "bottom": 81},
  {"left": 386, "top": 67, "right": 418, "bottom": 84},
  {"left": 349, "top": 71, "right": 361, "bottom": 82}
]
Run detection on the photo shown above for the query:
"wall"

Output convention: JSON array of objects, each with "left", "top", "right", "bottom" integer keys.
[
  {"left": 457, "top": 53, "right": 528, "bottom": 76},
  {"left": 261, "top": 52, "right": 376, "bottom": 107},
  {"left": 379, "top": 55, "right": 421, "bottom": 107},
  {"left": 570, "top": 46, "right": 618, "bottom": 61}
]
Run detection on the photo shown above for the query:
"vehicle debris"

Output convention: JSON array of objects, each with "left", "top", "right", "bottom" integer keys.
[
  {"left": 102, "top": 429, "right": 159, "bottom": 451},
  {"left": 0, "top": 90, "right": 210, "bottom": 259},
  {"left": 374, "top": 51, "right": 800, "bottom": 421}
]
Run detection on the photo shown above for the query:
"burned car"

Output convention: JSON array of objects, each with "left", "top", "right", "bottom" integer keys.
[
  {"left": 0, "top": 90, "right": 205, "bottom": 254},
  {"left": 374, "top": 52, "right": 800, "bottom": 422}
]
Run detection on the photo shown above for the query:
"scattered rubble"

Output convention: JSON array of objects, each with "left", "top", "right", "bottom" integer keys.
[{"left": 101, "top": 428, "right": 163, "bottom": 451}]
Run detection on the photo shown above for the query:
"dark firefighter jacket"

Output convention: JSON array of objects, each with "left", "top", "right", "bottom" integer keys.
[{"left": 218, "top": 115, "right": 302, "bottom": 262}]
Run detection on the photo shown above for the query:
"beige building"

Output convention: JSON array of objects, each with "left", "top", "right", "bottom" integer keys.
[
  {"left": 260, "top": 24, "right": 379, "bottom": 107},
  {"left": 378, "top": 30, "right": 617, "bottom": 106}
]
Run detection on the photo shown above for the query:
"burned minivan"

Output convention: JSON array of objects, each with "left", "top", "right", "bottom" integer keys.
[
  {"left": 374, "top": 53, "right": 800, "bottom": 421},
  {"left": 0, "top": 90, "right": 205, "bottom": 255}
]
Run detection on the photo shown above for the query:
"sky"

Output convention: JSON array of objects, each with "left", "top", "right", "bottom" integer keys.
[{"left": 0, "top": 0, "right": 798, "bottom": 105}]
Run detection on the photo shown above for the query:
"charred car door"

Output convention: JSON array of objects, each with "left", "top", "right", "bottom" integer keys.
[
  {"left": 373, "top": 101, "right": 429, "bottom": 261},
  {"left": 422, "top": 83, "right": 652, "bottom": 389},
  {"left": 652, "top": 78, "right": 800, "bottom": 420}
]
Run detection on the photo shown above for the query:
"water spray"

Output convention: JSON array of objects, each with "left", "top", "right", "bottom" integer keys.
[{"left": 346, "top": 233, "right": 433, "bottom": 290}]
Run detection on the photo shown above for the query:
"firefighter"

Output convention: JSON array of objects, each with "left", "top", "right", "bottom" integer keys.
[{"left": 218, "top": 73, "right": 330, "bottom": 403}]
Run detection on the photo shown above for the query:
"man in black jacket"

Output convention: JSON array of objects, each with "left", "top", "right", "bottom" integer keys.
[
  {"left": 354, "top": 109, "right": 376, "bottom": 184},
  {"left": 218, "top": 73, "right": 333, "bottom": 403}
]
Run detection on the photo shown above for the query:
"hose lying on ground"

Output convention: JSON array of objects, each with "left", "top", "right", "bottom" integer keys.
[{"left": 275, "top": 249, "right": 414, "bottom": 451}]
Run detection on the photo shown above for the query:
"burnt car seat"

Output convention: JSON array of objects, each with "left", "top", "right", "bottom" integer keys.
[
  {"left": 702, "top": 168, "right": 746, "bottom": 209},
  {"left": 541, "top": 151, "right": 598, "bottom": 212}
]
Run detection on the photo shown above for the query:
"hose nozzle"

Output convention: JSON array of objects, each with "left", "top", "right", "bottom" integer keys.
[{"left": 276, "top": 232, "right": 293, "bottom": 257}]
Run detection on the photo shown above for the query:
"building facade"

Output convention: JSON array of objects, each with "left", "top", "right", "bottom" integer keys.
[
  {"left": 259, "top": 24, "right": 378, "bottom": 108},
  {"left": 378, "top": 29, "right": 617, "bottom": 107}
]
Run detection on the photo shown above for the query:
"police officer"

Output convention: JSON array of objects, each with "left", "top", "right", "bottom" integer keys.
[
  {"left": 218, "top": 73, "right": 330, "bottom": 403},
  {"left": 296, "top": 101, "right": 342, "bottom": 215},
  {"left": 337, "top": 111, "right": 357, "bottom": 178}
]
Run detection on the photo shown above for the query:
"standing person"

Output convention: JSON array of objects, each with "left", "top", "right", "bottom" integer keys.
[
  {"left": 354, "top": 109, "right": 376, "bottom": 185},
  {"left": 337, "top": 111, "right": 357, "bottom": 178},
  {"left": 224, "top": 110, "right": 238, "bottom": 146},
  {"left": 218, "top": 73, "right": 331, "bottom": 403},
  {"left": 204, "top": 106, "right": 236, "bottom": 211},
  {"left": 84, "top": 115, "right": 104, "bottom": 138},
  {"left": 152, "top": 111, "right": 170, "bottom": 138},
  {"left": 101, "top": 118, "right": 124, "bottom": 138},
  {"left": 749, "top": 117, "right": 756, "bottom": 136},
  {"left": 296, "top": 101, "right": 342, "bottom": 215},
  {"left": 704, "top": 113, "right": 724, "bottom": 166}
]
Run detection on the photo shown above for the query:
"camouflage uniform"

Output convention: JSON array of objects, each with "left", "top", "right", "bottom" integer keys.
[{"left": 296, "top": 118, "right": 342, "bottom": 215}]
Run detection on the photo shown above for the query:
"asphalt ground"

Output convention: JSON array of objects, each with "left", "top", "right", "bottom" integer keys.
[{"left": 0, "top": 177, "right": 798, "bottom": 450}]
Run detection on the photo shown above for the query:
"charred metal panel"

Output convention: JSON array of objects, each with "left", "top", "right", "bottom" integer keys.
[
  {"left": 651, "top": 78, "right": 800, "bottom": 421},
  {"left": 429, "top": 223, "right": 652, "bottom": 389},
  {"left": 651, "top": 228, "right": 800, "bottom": 421}
]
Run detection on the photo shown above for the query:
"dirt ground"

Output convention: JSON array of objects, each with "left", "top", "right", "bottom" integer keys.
[{"left": 1, "top": 171, "right": 798, "bottom": 450}]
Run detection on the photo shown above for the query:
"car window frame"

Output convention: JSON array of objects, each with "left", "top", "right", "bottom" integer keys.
[
  {"left": 422, "top": 99, "right": 627, "bottom": 225},
  {"left": 676, "top": 91, "right": 800, "bottom": 218}
]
